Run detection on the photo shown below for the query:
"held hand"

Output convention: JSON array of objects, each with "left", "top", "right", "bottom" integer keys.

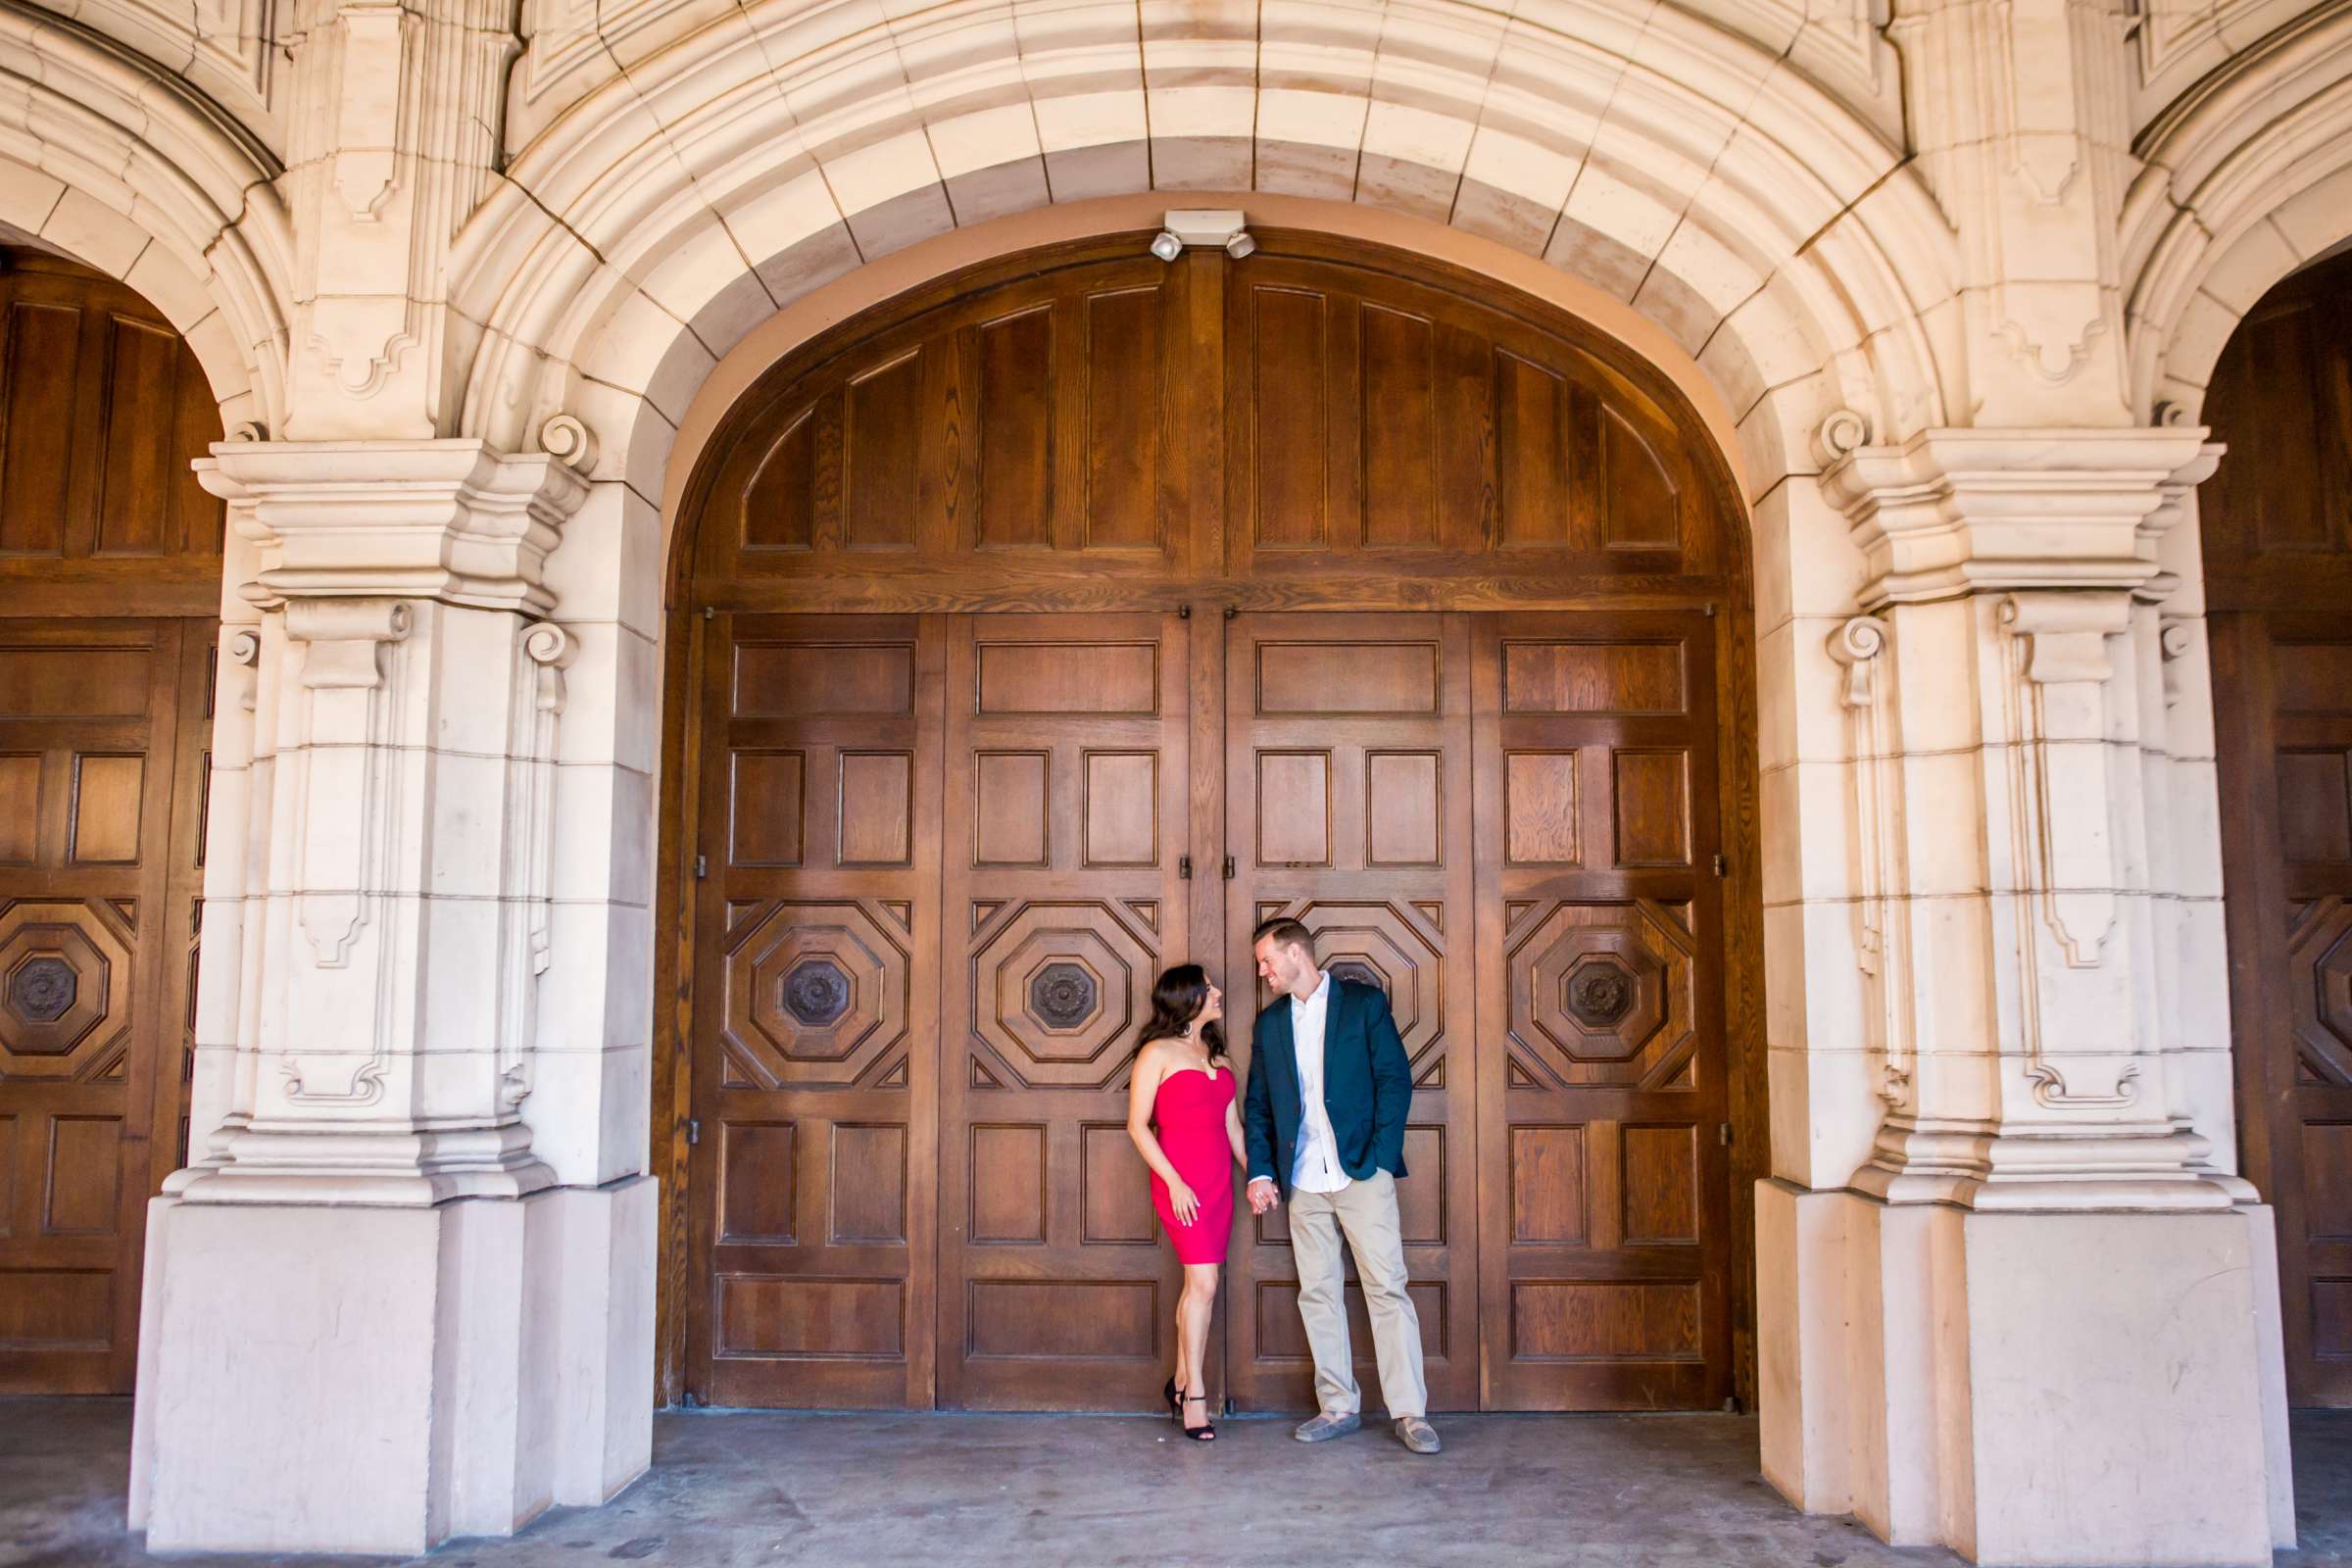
[
  {"left": 1168, "top": 1179, "right": 1200, "bottom": 1227},
  {"left": 1247, "top": 1177, "right": 1279, "bottom": 1214}
]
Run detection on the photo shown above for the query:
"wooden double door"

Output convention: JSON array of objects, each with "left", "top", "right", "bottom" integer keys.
[{"left": 686, "top": 606, "right": 1731, "bottom": 1412}]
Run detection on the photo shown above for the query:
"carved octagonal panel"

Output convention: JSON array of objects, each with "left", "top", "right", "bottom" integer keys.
[
  {"left": 2290, "top": 896, "right": 2352, "bottom": 1085},
  {"left": 971, "top": 902, "right": 1152, "bottom": 1089},
  {"left": 1510, "top": 899, "right": 1695, "bottom": 1086},
  {"left": 0, "top": 901, "right": 130, "bottom": 1077},
  {"left": 723, "top": 901, "right": 907, "bottom": 1088}
]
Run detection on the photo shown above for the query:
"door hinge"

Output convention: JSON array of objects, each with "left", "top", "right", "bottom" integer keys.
[
  {"left": 1179, "top": 855, "right": 1194, "bottom": 880},
  {"left": 702, "top": 605, "right": 715, "bottom": 621},
  {"left": 1222, "top": 855, "right": 1236, "bottom": 879},
  {"left": 1178, "top": 604, "right": 1192, "bottom": 619},
  {"left": 1711, "top": 853, "right": 1726, "bottom": 877},
  {"left": 696, "top": 854, "right": 709, "bottom": 879},
  {"left": 1702, "top": 602, "right": 1717, "bottom": 618},
  {"left": 686, "top": 1118, "right": 702, "bottom": 1146},
  {"left": 1223, "top": 605, "right": 1238, "bottom": 620},
  {"left": 1719, "top": 1122, "right": 1732, "bottom": 1147}
]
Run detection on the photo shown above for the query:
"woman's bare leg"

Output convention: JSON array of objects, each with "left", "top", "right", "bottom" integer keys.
[{"left": 1178, "top": 1263, "right": 1220, "bottom": 1405}]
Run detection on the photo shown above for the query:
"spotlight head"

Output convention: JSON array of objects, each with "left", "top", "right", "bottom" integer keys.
[
  {"left": 1224, "top": 231, "right": 1256, "bottom": 260},
  {"left": 1150, "top": 230, "right": 1184, "bottom": 263}
]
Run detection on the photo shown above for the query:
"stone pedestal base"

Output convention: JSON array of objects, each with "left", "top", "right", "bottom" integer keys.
[
  {"left": 1758, "top": 1181, "right": 2293, "bottom": 1567},
  {"left": 127, "top": 1176, "right": 655, "bottom": 1555}
]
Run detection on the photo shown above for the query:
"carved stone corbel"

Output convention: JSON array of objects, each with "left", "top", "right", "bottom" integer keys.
[{"left": 1828, "top": 615, "right": 1913, "bottom": 1109}]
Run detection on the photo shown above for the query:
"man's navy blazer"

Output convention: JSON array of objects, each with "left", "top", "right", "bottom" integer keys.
[{"left": 1242, "top": 975, "right": 1413, "bottom": 1198}]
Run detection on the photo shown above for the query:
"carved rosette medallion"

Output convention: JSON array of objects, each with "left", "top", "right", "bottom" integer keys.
[
  {"left": 1028, "top": 962, "right": 1100, "bottom": 1030},
  {"left": 8, "top": 955, "right": 76, "bottom": 1025},
  {"left": 780, "top": 957, "right": 854, "bottom": 1028}
]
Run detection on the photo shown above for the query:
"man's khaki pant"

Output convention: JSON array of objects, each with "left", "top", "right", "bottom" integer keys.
[{"left": 1287, "top": 1169, "right": 1427, "bottom": 1420}]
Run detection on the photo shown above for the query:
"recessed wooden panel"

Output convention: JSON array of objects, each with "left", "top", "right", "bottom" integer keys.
[
  {"left": 42, "top": 1116, "right": 121, "bottom": 1236},
  {"left": 976, "top": 642, "right": 1156, "bottom": 714},
  {"left": 969, "top": 1124, "right": 1047, "bottom": 1243},
  {"left": 1366, "top": 752, "right": 1440, "bottom": 866},
  {"left": 2279, "top": 751, "right": 2352, "bottom": 863},
  {"left": 1254, "top": 1280, "right": 1446, "bottom": 1361},
  {"left": 0, "top": 756, "right": 35, "bottom": 862},
  {"left": 977, "top": 307, "right": 1054, "bottom": 550},
  {"left": 733, "top": 643, "right": 915, "bottom": 717},
  {"left": 1612, "top": 751, "right": 1690, "bottom": 866},
  {"left": 716, "top": 1277, "right": 905, "bottom": 1357},
  {"left": 832, "top": 1124, "right": 907, "bottom": 1244},
  {"left": 718, "top": 1120, "right": 798, "bottom": 1245},
  {"left": 1250, "top": 286, "right": 1329, "bottom": 548},
  {"left": 1505, "top": 753, "right": 1581, "bottom": 865},
  {"left": 0, "top": 1115, "right": 14, "bottom": 1235},
  {"left": 1495, "top": 351, "right": 1571, "bottom": 548},
  {"left": 1085, "top": 288, "right": 1162, "bottom": 549},
  {"left": 1511, "top": 1126, "right": 1589, "bottom": 1244},
  {"left": 1510, "top": 1282, "right": 1701, "bottom": 1360},
  {"left": 2313, "top": 1280, "right": 2352, "bottom": 1362},
  {"left": 1361, "top": 305, "right": 1438, "bottom": 547},
  {"left": 1257, "top": 642, "right": 1438, "bottom": 714},
  {"left": 1399, "top": 1126, "right": 1446, "bottom": 1244},
  {"left": 1256, "top": 752, "right": 1331, "bottom": 866},
  {"left": 94, "top": 320, "right": 180, "bottom": 557},
  {"left": 2275, "top": 646, "right": 2352, "bottom": 714},
  {"left": 728, "top": 751, "right": 805, "bottom": 867},
  {"left": 0, "top": 649, "right": 150, "bottom": 719},
  {"left": 967, "top": 1281, "right": 1156, "bottom": 1357},
  {"left": 70, "top": 756, "right": 143, "bottom": 864},
  {"left": 1084, "top": 752, "right": 1156, "bottom": 866},
  {"left": 973, "top": 752, "right": 1049, "bottom": 866},
  {"left": 1080, "top": 1123, "right": 1157, "bottom": 1243},
  {"left": 844, "top": 352, "right": 921, "bottom": 549},
  {"left": 740, "top": 411, "right": 816, "bottom": 552},
  {"left": 1622, "top": 1125, "right": 1698, "bottom": 1244},
  {"left": 1600, "top": 407, "right": 1679, "bottom": 550},
  {"left": 0, "top": 1270, "right": 110, "bottom": 1350},
  {"left": 838, "top": 753, "right": 912, "bottom": 865},
  {"left": 0, "top": 301, "right": 80, "bottom": 555},
  {"left": 1504, "top": 642, "right": 1685, "bottom": 714},
  {"left": 2302, "top": 1124, "right": 2352, "bottom": 1243}
]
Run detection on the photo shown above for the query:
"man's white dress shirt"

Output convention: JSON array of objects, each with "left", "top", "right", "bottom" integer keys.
[{"left": 1289, "top": 970, "right": 1348, "bottom": 1194}]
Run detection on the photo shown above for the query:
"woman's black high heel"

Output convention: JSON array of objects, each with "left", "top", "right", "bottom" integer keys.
[
  {"left": 1180, "top": 1391, "right": 1216, "bottom": 1442},
  {"left": 1164, "top": 1376, "right": 1181, "bottom": 1422}
]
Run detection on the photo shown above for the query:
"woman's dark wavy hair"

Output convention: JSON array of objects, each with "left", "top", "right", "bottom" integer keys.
[{"left": 1137, "top": 962, "right": 1229, "bottom": 1068}]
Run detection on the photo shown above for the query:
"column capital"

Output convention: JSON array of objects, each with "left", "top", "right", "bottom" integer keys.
[
  {"left": 199, "top": 436, "right": 593, "bottom": 616},
  {"left": 1821, "top": 426, "right": 2219, "bottom": 608}
]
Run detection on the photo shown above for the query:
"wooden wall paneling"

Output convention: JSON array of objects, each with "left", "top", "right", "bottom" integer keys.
[
  {"left": 1470, "top": 609, "right": 1732, "bottom": 1409},
  {"left": 688, "top": 613, "right": 942, "bottom": 1407},
  {"left": 1222, "top": 612, "right": 1481, "bottom": 1413},
  {"left": 0, "top": 252, "right": 226, "bottom": 617},
  {"left": 0, "top": 618, "right": 193, "bottom": 1392},
  {"left": 936, "top": 612, "right": 1191, "bottom": 1409},
  {"left": 652, "top": 601, "right": 700, "bottom": 1407}
]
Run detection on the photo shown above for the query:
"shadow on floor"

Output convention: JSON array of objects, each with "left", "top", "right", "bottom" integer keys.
[{"left": 3, "top": 1399, "right": 2345, "bottom": 1567}]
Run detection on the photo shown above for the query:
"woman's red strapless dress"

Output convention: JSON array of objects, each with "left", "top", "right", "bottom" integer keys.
[{"left": 1150, "top": 1065, "right": 1238, "bottom": 1264}]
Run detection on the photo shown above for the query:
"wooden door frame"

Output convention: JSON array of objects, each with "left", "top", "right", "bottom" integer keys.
[{"left": 648, "top": 231, "right": 1770, "bottom": 1410}]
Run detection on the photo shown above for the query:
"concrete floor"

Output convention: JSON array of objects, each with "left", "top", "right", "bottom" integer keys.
[{"left": 4, "top": 1400, "right": 2347, "bottom": 1568}]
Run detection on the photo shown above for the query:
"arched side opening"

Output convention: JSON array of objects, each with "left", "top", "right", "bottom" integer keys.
[
  {"left": 2201, "top": 244, "right": 2352, "bottom": 1410},
  {"left": 0, "top": 245, "right": 226, "bottom": 1393},
  {"left": 654, "top": 228, "right": 1765, "bottom": 1413}
]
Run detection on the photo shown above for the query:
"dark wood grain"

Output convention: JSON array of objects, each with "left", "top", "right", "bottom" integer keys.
[{"left": 2205, "top": 248, "right": 2352, "bottom": 1409}]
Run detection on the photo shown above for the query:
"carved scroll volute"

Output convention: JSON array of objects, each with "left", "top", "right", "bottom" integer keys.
[
  {"left": 1998, "top": 590, "right": 2132, "bottom": 971},
  {"left": 499, "top": 620, "right": 574, "bottom": 1111},
  {"left": 286, "top": 598, "right": 412, "bottom": 972}
]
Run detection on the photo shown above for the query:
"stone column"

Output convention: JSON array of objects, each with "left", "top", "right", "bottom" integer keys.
[
  {"left": 125, "top": 434, "right": 655, "bottom": 1555},
  {"left": 1757, "top": 426, "right": 2293, "bottom": 1565}
]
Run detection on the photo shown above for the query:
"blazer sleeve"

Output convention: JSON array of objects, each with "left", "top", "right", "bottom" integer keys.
[
  {"left": 1243, "top": 1022, "right": 1279, "bottom": 1184},
  {"left": 1365, "top": 987, "right": 1412, "bottom": 1176}
]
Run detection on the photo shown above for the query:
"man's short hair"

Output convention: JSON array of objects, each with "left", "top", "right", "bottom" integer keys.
[{"left": 1251, "top": 916, "right": 1314, "bottom": 956}]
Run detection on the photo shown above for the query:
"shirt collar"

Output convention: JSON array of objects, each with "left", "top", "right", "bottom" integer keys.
[{"left": 1292, "top": 969, "right": 1330, "bottom": 1009}]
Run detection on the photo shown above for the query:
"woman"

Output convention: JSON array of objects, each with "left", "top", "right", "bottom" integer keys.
[{"left": 1125, "top": 963, "right": 1244, "bottom": 1443}]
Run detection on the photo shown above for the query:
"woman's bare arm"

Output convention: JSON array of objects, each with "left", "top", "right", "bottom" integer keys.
[
  {"left": 1224, "top": 1095, "right": 1247, "bottom": 1169},
  {"left": 1125, "top": 1045, "right": 1187, "bottom": 1191}
]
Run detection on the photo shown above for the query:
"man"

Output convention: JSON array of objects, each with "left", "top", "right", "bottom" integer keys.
[{"left": 1243, "top": 917, "right": 1440, "bottom": 1455}]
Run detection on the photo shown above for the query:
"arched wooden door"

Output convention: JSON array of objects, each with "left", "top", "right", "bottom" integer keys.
[
  {"left": 2205, "top": 247, "right": 2352, "bottom": 1407},
  {"left": 0, "top": 249, "right": 223, "bottom": 1393},
  {"left": 667, "top": 233, "right": 1757, "bottom": 1414}
]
